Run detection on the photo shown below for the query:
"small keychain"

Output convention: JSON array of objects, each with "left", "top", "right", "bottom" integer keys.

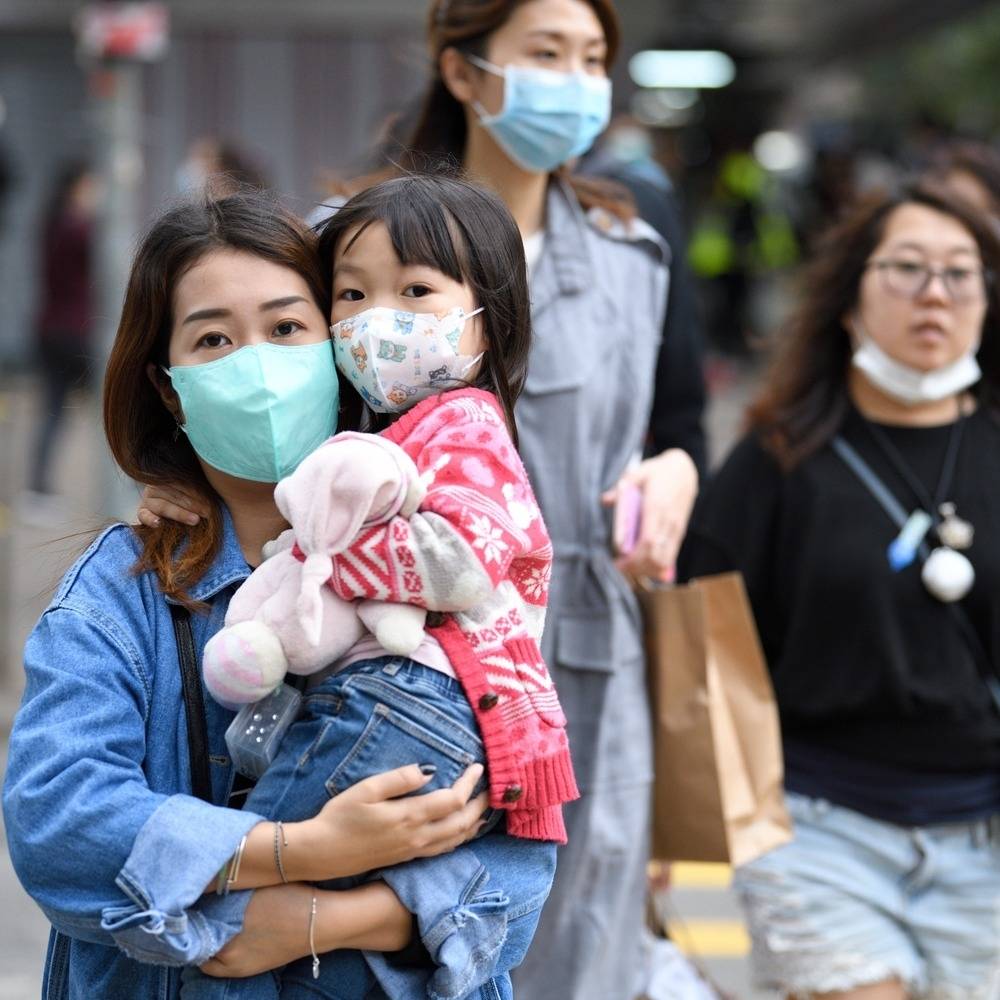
[
  {"left": 887, "top": 510, "right": 933, "bottom": 572},
  {"left": 225, "top": 683, "right": 302, "bottom": 780}
]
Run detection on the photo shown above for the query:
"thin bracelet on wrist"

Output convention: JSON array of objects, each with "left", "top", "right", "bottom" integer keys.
[
  {"left": 218, "top": 834, "right": 248, "bottom": 896},
  {"left": 309, "top": 891, "right": 320, "bottom": 980},
  {"left": 274, "top": 820, "right": 289, "bottom": 884}
]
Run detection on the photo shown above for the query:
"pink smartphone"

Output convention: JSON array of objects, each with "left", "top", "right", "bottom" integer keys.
[{"left": 614, "top": 483, "right": 643, "bottom": 556}]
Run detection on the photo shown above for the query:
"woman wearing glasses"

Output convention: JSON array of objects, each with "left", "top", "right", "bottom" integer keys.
[{"left": 679, "top": 181, "right": 1000, "bottom": 1000}]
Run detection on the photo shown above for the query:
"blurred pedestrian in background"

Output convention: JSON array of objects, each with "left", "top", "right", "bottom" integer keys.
[
  {"left": 680, "top": 181, "right": 1000, "bottom": 1000},
  {"left": 20, "top": 161, "right": 97, "bottom": 520},
  {"left": 175, "top": 136, "right": 270, "bottom": 198},
  {"left": 581, "top": 116, "right": 708, "bottom": 472},
  {"left": 930, "top": 139, "right": 1000, "bottom": 221},
  {"left": 323, "top": 1, "right": 703, "bottom": 996}
]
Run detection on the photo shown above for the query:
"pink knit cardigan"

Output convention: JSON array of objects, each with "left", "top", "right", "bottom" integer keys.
[{"left": 323, "top": 388, "right": 579, "bottom": 842}]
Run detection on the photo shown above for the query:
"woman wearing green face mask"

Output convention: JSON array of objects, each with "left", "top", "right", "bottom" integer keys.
[{"left": 4, "top": 193, "right": 488, "bottom": 999}]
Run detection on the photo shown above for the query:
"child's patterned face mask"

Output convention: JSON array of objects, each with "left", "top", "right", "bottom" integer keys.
[{"left": 330, "top": 305, "right": 485, "bottom": 414}]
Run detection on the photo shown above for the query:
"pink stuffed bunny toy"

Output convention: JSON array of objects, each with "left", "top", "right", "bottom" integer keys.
[{"left": 202, "top": 433, "right": 428, "bottom": 707}]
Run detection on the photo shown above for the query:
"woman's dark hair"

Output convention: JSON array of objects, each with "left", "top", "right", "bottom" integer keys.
[
  {"left": 339, "top": 0, "right": 633, "bottom": 221},
  {"left": 317, "top": 173, "right": 531, "bottom": 444},
  {"left": 104, "top": 192, "right": 330, "bottom": 607},
  {"left": 749, "top": 179, "right": 1000, "bottom": 468}
]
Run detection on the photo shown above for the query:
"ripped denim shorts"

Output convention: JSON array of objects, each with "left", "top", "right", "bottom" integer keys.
[{"left": 734, "top": 791, "right": 1000, "bottom": 1000}]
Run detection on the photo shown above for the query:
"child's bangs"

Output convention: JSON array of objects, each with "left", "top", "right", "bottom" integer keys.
[{"left": 381, "top": 184, "right": 471, "bottom": 285}]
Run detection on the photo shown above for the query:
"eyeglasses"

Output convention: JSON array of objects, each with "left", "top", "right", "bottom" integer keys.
[{"left": 866, "top": 258, "right": 990, "bottom": 304}]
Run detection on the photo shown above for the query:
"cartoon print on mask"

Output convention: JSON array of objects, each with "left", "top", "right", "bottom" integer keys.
[
  {"left": 350, "top": 343, "right": 368, "bottom": 373},
  {"left": 429, "top": 365, "right": 451, "bottom": 384},
  {"left": 335, "top": 317, "right": 356, "bottom": 339},
  {"left": 378, "top": 340, "right": 407, "bottom": 363},
  {"left": 387, "top": 383, "right": 419, "bottom": 407},
  {"left": 393, "top": 313, "right": 415, "bottom": 336}
]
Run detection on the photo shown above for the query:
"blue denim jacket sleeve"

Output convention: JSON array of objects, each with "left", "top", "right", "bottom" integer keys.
[{"left": 3, "top": 603, "right": 262, "bottom": 966}]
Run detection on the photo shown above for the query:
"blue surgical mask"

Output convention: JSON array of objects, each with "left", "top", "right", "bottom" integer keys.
[
  {"left": 163, "top": 340, "right": 339, "bottom": 482},
  {"left": 467, "top": 55, "right": 612, "bottom": 173}
]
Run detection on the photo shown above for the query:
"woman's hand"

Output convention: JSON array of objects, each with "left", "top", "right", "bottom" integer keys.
[
  {"left": 602, "top": 449, "right": 699, "bottom": 584},
  {"left": 287, "top": 762, "right": 488, "bottom": 883},
  {"left": 136, "top": 484, "right": 211, "bottom": 528},
  {"left": 200, "top": 883, "right": 314, "bottom": 978}
]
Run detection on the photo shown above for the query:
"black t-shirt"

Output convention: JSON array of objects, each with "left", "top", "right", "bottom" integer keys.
[{"left": 678, "top": 405, "right": 1000, "bottom": 824}]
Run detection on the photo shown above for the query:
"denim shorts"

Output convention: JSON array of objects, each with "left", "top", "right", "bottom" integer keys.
[{"left": 734, "top": 791, "right": 1000, "bottom": 999}]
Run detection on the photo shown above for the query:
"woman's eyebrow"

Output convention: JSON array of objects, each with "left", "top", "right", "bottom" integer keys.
[
  {"left": 884, "top": 239, "right": 978, "bottom": 255},
  {"left": 260, "top": 295, "right": 308, "bottom": 311},
  {"left": 524, "top": 29, "right": 605, "bottom": 47},
  {"left": 182, "top": 307, "right": 230, "bottom": 325}
]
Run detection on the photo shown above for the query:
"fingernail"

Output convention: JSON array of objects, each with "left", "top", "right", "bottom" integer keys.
[
  {"left": 151, "top": 516, "right": 161, "bottom": 527},
  {"left": 186, "top": 515, "right": 200, "bottom": 526},
  {"left": 419, "top": 764, "right": 437, "bottom": 775}
]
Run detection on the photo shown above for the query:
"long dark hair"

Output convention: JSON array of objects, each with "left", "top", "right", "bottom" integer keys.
[
  {"left": 104, "top": 192, "right": 329, "bottom": 606},
  {"left": 317, "top": 173, "right": 531, "bottom": 445},
  {"left": 340, "top": 0, "right": 633, "bottom": 221},
  {"left": 749, "top": 180, "right": 1000, "bottom": 468}
]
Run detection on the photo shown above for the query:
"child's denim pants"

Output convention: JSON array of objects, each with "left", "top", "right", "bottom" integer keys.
[{"left": 181, "top": 657, "right": 557, "bottom": 1000}]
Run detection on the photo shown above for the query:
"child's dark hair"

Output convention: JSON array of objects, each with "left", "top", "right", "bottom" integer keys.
[{"left": 316, "top": 173, "right": 530, "bottom": 445}]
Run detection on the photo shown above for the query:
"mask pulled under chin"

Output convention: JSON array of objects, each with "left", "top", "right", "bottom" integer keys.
[{"left": 851, "top": 331, "right": 982, "bottom": 407}]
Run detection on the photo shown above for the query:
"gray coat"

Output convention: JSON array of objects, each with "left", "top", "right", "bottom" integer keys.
[
  {"left": 512, "top": 181, "right": 670, "bottom": 1000},
  {"left": 517, "top": 179, "right": 669, "bottom": 791}
]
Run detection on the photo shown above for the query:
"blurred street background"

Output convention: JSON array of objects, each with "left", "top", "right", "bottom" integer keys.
[{"left": 4, "top": 0, "right": 1000, "bottom": 996}]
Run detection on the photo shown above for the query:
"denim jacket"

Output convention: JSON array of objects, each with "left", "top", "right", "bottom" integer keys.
[{"left": 3, "top": 512, "right": 265, "bottom": 999}]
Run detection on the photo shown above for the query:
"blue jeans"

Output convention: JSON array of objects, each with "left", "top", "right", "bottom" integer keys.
[{"left": 182, "top": 658, "right": 556, "bottom": 1000}]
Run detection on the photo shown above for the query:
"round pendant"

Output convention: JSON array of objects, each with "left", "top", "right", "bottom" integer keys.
[{"left": 921, "top": 547, "right": 975, "bottom": 603}]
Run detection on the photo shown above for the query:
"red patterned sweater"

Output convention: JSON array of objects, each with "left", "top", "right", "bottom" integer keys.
[{"left": 322, "top": 388, "right": 579, "bottom": 842}]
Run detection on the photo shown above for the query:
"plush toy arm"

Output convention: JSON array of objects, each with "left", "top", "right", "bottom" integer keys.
[
  {"left": 357, "top": 601, "right": 427, "bottom": 657},
  {"left": 260, "top": 528, "right": 296, "bottom": 562}
]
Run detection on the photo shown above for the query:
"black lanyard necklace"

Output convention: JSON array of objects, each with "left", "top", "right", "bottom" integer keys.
[{"left": 860, "top": 412, "right": 967, "bottom": 536}]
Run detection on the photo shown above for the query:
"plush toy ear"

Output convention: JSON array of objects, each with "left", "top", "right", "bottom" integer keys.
[
  {"left": 275, "top": 436, "right": 418, "bottom": 555},
  {"left": 274, "top": 443, "right": 374, "bottom": 554}
]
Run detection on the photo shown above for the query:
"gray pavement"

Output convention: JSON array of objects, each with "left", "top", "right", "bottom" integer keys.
[{"left": 0, "top": 369, "right": 771, "bottom": 999}]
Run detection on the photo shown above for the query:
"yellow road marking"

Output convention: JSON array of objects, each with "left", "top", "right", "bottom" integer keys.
[
  {"left": 670, "top": 862, "right": 732, "bottom": 888},
  {"left": 667, "top": 919, "right": 750, "bottom": 958}
]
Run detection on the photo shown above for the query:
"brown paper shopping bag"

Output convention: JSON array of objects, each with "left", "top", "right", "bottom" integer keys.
[{"left": 641, "top": 572, "right": 792, "bottom": 867}]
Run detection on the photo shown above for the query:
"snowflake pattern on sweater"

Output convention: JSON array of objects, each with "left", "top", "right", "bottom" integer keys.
[{"left": 325, "top": 388, "right": 579, "bottom": 842}]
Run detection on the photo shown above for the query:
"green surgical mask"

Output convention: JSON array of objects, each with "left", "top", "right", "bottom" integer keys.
[{"left": 164, "top": 340, "right": 339, "bottom": 482}]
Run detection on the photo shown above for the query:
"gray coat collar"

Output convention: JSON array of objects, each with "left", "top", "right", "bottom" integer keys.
[{"left": 532, "top": 179, "right": 593, "bottom": 316}]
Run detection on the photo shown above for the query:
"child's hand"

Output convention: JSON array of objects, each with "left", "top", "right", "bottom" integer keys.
[{"left": 136, "top": 485, "right": 211, "bottom": 528}]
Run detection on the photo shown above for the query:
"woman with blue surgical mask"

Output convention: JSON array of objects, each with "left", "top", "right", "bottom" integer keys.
[
  {"left": 3, "top": 193, "right": 489, "bottom": 999},
  {"left": 307, "top": 3, "right": 704, "bottom": 998}
]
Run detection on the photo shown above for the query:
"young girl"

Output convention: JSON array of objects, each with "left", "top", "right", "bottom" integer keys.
[{"left": 180, "top": 174, "right": 577, "bottom": 1000}]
